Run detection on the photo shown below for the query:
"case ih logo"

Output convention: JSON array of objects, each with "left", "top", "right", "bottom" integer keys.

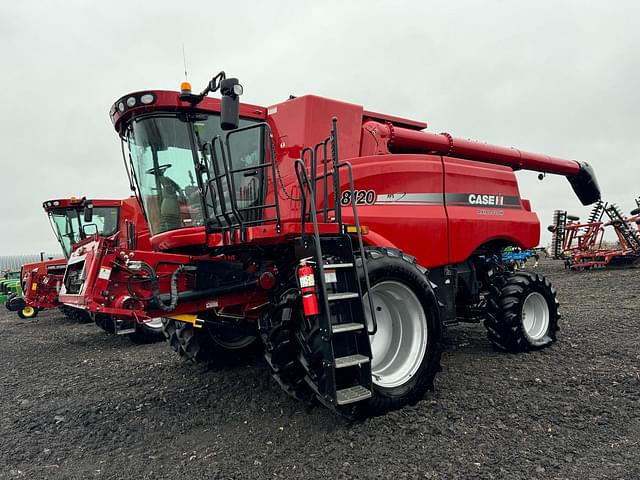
[
  {"left": 445, "top": 193, "right": 521, "bottom": 209},
  {"left": 467, "top": 194, "right": 505, "bottom": 206}
]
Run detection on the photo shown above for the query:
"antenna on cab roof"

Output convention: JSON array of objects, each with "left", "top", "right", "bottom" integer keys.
[{"left": 182, "top": 43, "right": 188, "bottom": 82}]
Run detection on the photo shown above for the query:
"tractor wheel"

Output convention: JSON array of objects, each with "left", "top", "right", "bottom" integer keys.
[
  {"left": 296, "top": 248, "right": 443, "bottom": 417},
  {"left": 259, "top": 289, "right": 314, "bottom": 403},
  {"left": 128, "top": 318, "right": 165, "bottom": 344},
  {"left": 94, "top": 313, "right": 116, "bottom": 333},
  {"left": 485, "top": 270, "right": 559, "bottom": 352},
  {"left": 18, "top": 305, "right": 38, "bottom": 319},
  {"left": 162, "top": 318, "right": 259, "bottom": 365}
]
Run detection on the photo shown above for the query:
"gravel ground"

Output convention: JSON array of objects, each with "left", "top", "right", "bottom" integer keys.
[{"left": 1, "top": 259, "right": 639, "bottom": 479}]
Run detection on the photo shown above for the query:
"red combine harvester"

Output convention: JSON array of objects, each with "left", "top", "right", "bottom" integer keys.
[
  {"left": 6, "top": 197, "right": 102, "bottom": 321},
  {"left": 550, "top": 199, "right": 640, "bottom": 269},
  {"left": 10, "top": 258, "right": 67, "bottom": 319},
  {"left": 39, "top": 197, "right": 165, "bottom": 343},
  {"left": 67, "top": 72, "right": 600, "bottom": 416}
]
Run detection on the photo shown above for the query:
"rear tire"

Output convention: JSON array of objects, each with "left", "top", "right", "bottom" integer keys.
[
  {"left": 18, "top": 305, "right": 38, "bottom": 319},
  {"left": 485, "top": 270, "right": 559, "bottom": 352}
]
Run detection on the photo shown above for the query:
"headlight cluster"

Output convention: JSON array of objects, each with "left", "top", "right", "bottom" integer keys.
[
  {"left": 111, "top": 93, "right": 156, "bottom": 117},
  {"left": 44, "top": 200, "right": 61, "bottom": 208}
]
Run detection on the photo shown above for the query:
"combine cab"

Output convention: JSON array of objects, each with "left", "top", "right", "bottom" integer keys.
[{"left": 74, "top": 72, "right": 601, "bottom": 416}]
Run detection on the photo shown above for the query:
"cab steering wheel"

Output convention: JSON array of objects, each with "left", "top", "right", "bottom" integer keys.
[{"left": 146, "top": 164, "right": 172, "bottom": 175}]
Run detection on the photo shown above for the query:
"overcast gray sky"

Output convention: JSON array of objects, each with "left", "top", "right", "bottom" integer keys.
[{"left": 1, "top": 0, "right": 639, "bottom": 255}]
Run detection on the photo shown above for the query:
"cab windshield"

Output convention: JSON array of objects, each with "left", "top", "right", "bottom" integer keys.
[
  {"left": 49, "top": 207, "right": 119, "bottom": 258},
  {"left": 125, "top": 113, "right": 263, "bottom": 236}
]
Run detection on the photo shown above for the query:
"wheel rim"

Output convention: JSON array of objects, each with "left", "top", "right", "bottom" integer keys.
[
  {"left": 208, "top": 331, "right": 256, "bottom": 350},
  {"left": 22, "top": 306, "right": 35, "bottom": 317},
  {"left": 145, "top": 317, "right": 164, "bottom": 330},
  {"left": 522, "top": 292, "right": 550, "bottom": 341},
  {"left": 363, "top": 280, "right": 428, "bottom": 389}
]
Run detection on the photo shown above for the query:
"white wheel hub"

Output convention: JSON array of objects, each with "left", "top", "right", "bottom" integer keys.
[
  {"left": 145, "top": 317, "right": 164, "bottom": 330},
  {"left": 522, "top": 292, "right": 550, "bottom": 341},
  {"left": 363, "top": 281, "right": 428, "bottom": 389}
]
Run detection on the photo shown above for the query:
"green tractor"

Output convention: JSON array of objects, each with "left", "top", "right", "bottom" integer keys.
[{"left": 0, "top": 271, "right": 22, "bottom": 306}]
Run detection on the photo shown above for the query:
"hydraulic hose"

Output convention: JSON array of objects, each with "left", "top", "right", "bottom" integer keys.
[{"left": 131, "top": 261, "right": 195, "bottom": 313}]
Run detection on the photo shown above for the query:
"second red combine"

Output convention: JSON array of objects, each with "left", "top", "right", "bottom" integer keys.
[{"left": 46, "top": 196, "right": 165, "bottom": 343}]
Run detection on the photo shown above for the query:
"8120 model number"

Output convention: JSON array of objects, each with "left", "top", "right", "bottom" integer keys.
[{"left": 340, "top": 190, "right": 376, "bottom": 206}]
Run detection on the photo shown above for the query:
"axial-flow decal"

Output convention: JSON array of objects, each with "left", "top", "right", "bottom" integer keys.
[{"left": 367, "top": 192, "right": 521, "bottom": 208}]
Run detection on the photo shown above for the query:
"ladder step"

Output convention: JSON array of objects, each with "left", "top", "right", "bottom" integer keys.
[
  {"left": 335, "top": 354, "right": 370, "bottom": 369},
  {"left": 115, "top": 320, "right": 136, "bottom": 335},
  {"left": 327, "top": 292, "right": 359, "bottom": 301},
  {"left": 323, "top": 263, "right": 354, "bottom": 269},
  {"left": 116, "top": 327, "right": 136, "bottom": 335},
  {"left": 331, "top": 322, "right": 364, "bottom": 333},
  {"left": 336, "top": 385, "right": 372, "bottom": 405}
]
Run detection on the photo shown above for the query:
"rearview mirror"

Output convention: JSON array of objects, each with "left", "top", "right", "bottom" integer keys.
[
  {"left": 84, "top": 204, "right": 93, "bottom": 222},
  {"left": 220, "top": 78, "right": 242, "bottom": 131},
  {"left": 82, "top": 223, "right": 98, "bottom": 237}
]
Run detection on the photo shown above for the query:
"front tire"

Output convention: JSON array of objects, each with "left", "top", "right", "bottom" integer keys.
[
  {"left": 94, "top": 313, "right": 115, "bottom": 333},
  {"left": 61, "top": 306, "right": 92, "bottom": 324},
  {"left": 162, "top": 319, "right": 259, "bottom": 365},
  {"left": 357, "top": 248, "right": 443, "bottom": 416},
  {"left": 485, "top": 270, "right": 559, "bottom": 352},
  {"left": 129, "top": 317, "right": 165, "bottom": 344},
  {"left": 260, "top": 289, "right": 314, "bottom": 403}
]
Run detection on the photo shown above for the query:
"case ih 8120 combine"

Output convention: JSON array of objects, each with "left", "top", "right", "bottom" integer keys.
[{"left": 63, "top": 72, "right": 600, "bottom": 416}]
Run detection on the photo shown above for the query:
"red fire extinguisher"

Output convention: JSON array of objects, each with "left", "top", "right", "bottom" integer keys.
[{"left": 297, "top": 258, "right": 319, "bottom": 317}]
